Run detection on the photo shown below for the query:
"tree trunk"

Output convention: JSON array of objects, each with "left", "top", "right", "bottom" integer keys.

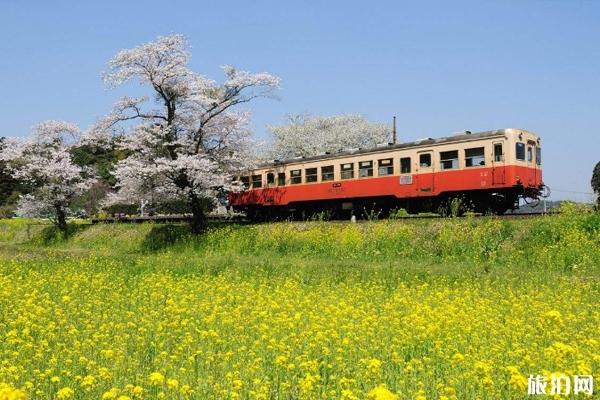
[
  {"left": 56, "top": 206, "right": 67, "bottom": 235},
  {"left": 189, "top": 193, "right": 207, "bottom": 234}
]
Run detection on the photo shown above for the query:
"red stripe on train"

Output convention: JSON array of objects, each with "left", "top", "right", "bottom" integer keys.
[{"left": 229, "top": 165, "right": 542, "bottom": 206}]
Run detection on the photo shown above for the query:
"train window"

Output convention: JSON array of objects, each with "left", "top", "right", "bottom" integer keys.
[
  {"left": 465, "top": 147, "right": 485, "bottom": 167},
  {"left": 290, "top": 169, "right": 302, "bottom": 184},
  {"left": 266, "top": 172, "right": 275, "bottom": 185},
  {"left": 419, "top": 154, "right": 431, "bottom": 168},
  {"left": 516, "top": 142, "right": 525, "bottom": 160},
  {"left": 341, "top": 163, "right": 354, "bottom": 179},
  {"left": 494, "top": 143, "right": 503, "bottom": 162},
  {"left": 240, "top": 176, "right": 250, "bottom": 189},
  {"left": 321, "top": 165, "right": 334, "bottom": 181},
  {"left": 536, "top": 147, "right": 542, "bottom": 165},
  {"left": 306, "top": 168, "right": 318, "bottom": 183},
  {"left": 359, "top": 160, "right": 374, "bottom": 177},
  {"left": 527, "top": 146, "right": 533, "bottom": 162},
  {"left": 440, "top": 150, "right": 459, "bottom": 170},
  {"left": 401, "top": 157, "right": 411, "bottom": 173},
  {"left": 277, "top": 172, "right": 286, "bottom": 186},
  {"left": 378, "top": 158, "right": 394, "bottom": 176},
  {"left": 251, "top": 174, "right": 262, "bottom": 188}
]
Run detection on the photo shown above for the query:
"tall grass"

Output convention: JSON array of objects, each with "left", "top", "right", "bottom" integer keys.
[{"left": 2, "top": 205, "right": 598, "bottom": 275}]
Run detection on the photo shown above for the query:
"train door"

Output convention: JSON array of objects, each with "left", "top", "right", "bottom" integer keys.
[
  {"left": 492, "top": 141, "right": 505, "bottom": 185},
  {"left": 416, "top": 150, "right": 434, "bottom": 194},
  {"left": 526, "top": 141, "right": 536, "bottom": 186}
]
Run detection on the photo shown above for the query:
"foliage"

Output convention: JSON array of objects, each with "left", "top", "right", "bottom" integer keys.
[
  {"left": 69, "top": 181, "right": 112, "bottom": 217},
  {"left": 437, "top": 195, "right": 473, "bottom": 217},
  {"left": 265, "top": 114, "right": 391, "bottom": 160},
  {"left": 70, "top": 142, "right": 125, "bottom": 186},
  {"left": 0, "top": 191, "right": 21, "bottom": 218},
  {"left": 0, "top": 137, "right": 24, "bottom": 209},
  {"left": 0, "top": 215, "right": 599, "bottom": 399},
  {"left": 92, "top": 34, "right": 280, "bottom": 232},
  {"left": 102, "top": 202, "right": 140, "bottom": 216},
  {"left": 0, "top": 121, "right": 97, "bottom": 231},
  {"left": 592, "top": 160, "right": 600, "bottom": 205}
]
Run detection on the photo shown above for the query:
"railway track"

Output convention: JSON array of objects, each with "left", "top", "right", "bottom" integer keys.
[{"left": 91, "top": 211, "right": 557, "bottom": 224}]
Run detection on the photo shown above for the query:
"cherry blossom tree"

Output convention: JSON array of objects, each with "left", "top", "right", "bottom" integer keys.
[
  {"left": 94, "top": 34, "right": 280, "bottom": 233},
  {"left": 265, "top": 114, "right": 391, "bottom": 160},
  {"left": 0, "top": 121, "right": 96, "bottom": 232}
]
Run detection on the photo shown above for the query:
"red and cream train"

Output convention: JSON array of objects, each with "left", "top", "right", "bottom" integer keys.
[{"left": 229, "top": 128, "right": 546, "bottom": 219}]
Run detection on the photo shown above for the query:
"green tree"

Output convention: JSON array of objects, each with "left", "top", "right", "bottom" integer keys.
[
  {"left": 0, "top": 137, "right": 22, "bottom": 212},
  {"left": 70, "top": 142, "right": 126, "bottom": 186},
  {"left": 592, "top": 161, "right": 600, "bottom": 206}
]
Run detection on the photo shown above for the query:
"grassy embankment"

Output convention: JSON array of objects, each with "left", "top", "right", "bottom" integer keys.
[{"left": 0, "top": 206, "right": 599, "bottom": 399}]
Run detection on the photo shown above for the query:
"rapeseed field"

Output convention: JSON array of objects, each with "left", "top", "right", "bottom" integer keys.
[{"left": 0, "top": 208, "right": 599, "bottom": 399}]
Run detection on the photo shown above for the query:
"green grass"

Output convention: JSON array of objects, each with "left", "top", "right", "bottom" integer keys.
[{"left": 2, "top": 206, "right": 599, "bottom": 277}]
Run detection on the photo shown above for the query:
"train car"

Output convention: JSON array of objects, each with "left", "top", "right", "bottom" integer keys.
[{"left": 229, "top": 128, "right": 546, "bottom": 219}]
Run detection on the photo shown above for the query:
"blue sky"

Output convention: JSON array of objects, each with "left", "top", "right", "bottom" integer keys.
[{"left": 1, "top": 0, "right": 598, "bottom": 201}]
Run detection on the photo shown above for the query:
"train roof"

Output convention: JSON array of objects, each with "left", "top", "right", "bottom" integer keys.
[{"left": 259, "top": 128, "right": 536, "bottom": 168}]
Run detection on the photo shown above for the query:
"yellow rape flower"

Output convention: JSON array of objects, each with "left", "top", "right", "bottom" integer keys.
[
  {"left": 367, "top": 384, "right": 398, "bottom": 400},
  {"left": 149, "top": 372, "right": 165, "bottom": 386},
  {"left": 166, "top": 379, "right": 179, "bottom": 390},
  {"left": 57, "top": 387, "right": 74, "bottom": 400},
  {"left": 102, "top": 388, "right": 119, "bottom": 400},
  {"left": 0, "top": 384, "right": 27, "bottom": 400}
]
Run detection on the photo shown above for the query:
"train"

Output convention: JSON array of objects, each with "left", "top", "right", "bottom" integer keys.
[{"left": 228, "top": 128, "right": 547, "bottom": 220}]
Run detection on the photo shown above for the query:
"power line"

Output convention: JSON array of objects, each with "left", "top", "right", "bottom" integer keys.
[{"left": 550, "top": 188, "right": 594, "bottom": 195}]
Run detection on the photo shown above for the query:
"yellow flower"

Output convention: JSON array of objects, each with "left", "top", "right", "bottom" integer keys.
[
  {"left": 80, "top": 375, "right": 96, "bottom": 388},
  {"left": 482, "top": 375, "right": 494, "bottom": 387},
  {"left": 166, "top": 379, "right": 179, "bottom": 390},
  {"left": 1, "top": 216, "right": 598, "bottom": 400},
  {"left": 149, "top": 372, "right": 165, "bottom": 386},
  {"left": 232, "top": 379, "right": 243, "bottom": 391},
  {"left": 57, "top": 387, "right": 75, "bottom": 399},
  {"left": 180, "top": 385, "right": 193, "bottom": 396},
  {"left": 275, "top": 355, "right": 288, "bottom": 366},
  {"left": 100, "top": 349, "right": 115, "bottom": 359},
  {"left": 99, "top": 367, "right": 112, "bottom": 380},
  {"left": 299, "top": 373, "right": 318, "bottom": 393},
  {"left": 367, "top": 384, "right": 398, "bottom": 400},
  {"left": 506, "top": 366, "right": 527, "bottom": 391},
  {"left": 0, "top": 384, "right": 27, "bottom": 400},
  {"left": 544, "top": 309, "right": 562, "bottom": 321},
  {"left": 366, "top": 358, "right": 382, "bottom": 375},
  {"left": 102, "top": 388, "right": 119, "bottom": 400},
  {"left": 451, "top": 353, "right": 465, "bottom": 363},
  {"left": 132, "top": 386, "right": 144, "bottom": 397}
]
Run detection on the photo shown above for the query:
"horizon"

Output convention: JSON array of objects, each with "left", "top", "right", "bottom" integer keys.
[{"left": 1, "top": 1, "right": 598, "bottom": 202}]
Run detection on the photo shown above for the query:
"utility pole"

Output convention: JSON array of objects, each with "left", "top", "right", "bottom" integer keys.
[{"left": 392, "top": 116, "right": 397, "bottom": 144}]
